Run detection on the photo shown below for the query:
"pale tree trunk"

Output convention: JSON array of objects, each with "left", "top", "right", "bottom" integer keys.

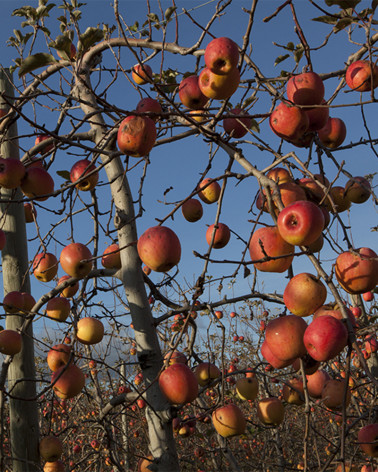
[
  {"left": 0, "top": 69, "right": 40, "bottom": 471},
  {"left": 74, "top": 63, "right": 179, "bottom": 471}
]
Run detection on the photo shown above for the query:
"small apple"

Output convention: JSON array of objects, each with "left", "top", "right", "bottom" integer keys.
[
  {"left": 198, "top": 66, "right": 240, "bottom": 100},
  {"left": 206, "top": 223, "right": 230, "bottom": 249},
  {"left": 235, "top": 376, "right": 258, "bottom": 401},
  {"left": 212, "top": 403, "right": 246, "bottom": 438},
  {"left": 57, "top": 275, "right": 79, "bottom": 298},
  {"left": 197, "top": 178, "right": 221, "bottom": 204},
  {"left": 346, "top": 59, "right": 378, "bottom": 92},
  {"left": 335, "top": 247, "right": 378, "bottom": 294},
  {"left": 257, "top": 397, "right": 285, "bottom": 426},
  {"left": 117, "top": 115, "right": 157, "bottom": 157},
  {"left": 204, "top": 37, "right": 239, "bottom": 75},
  {"left": 33, "top": 252, "right": 58, "bottom": 282},
  {"left": 132, "top": 63, "right": 153, "bottom": 85},
  {"left": 39, "top": 435, "right": 63, "bottom": 462},
  {"left": 194, "top": 362, "right": 220, "bottom": 386},
  {"left": 357, "top": 423, "right": 378, "bottom": 457},
  {"left": 318, "top": 117, "right": 346, "bottom": 149},
  {"left": 3, "top": 291, "right": 25, "bottom": 314},
  {"left": 345, "top": 176, "right": 371, "bottom": 204},
  {"left": 223, "top": 108, "right": 252, "bottom": 138},
  {"left": 158, "top": 363, "right": 198, "bottom": 405},
  {"left": 21, "top": 167, "right": 55, "bottom": 201},
  {"left": 35, "top": 134, "right": 54, "bottom": 153},
  {"left": 51, "top": 363, "right": 85, "bottom": 399},
  {"left": 181, "top": 198, "right": 203, "bottom": 222},
  {"left": 137, "top": 226, "right": 181, "bottom": 272},
  {"left": 269, "top": 102, "right": 309, "bottom": 142},
  {"left": 60, "top": 242, "right": 93, "bottom": 278},
  {"left": 178, "top": 75, "right": 209, "bottom": 109},
  {"left": 287, "top": 71, "right": 325, "bottom": 106},
  {"left": 47, "top": 344, "right": 72, "bottom": 372},
  {"left": 321, "top": 379, "right": 351, "bottom": 410},
  {"left": 363, "top": 291, "right": 374, "bottom": 302},
  {"left": 76, "top": 317, "right": 104, "bottom": 345},
  {"left": 46, "top": 297, "right": 71, "bottom": 322},
  {"left": 0, "top": 157, "right": 26, "bottom": 189},
  {"left": 306, "top": 369, "right": 330, "bottom": 398},
  {"left": 70, "top": 159, "right": 98, "bottom": 191},
  {"left": 305, "top": 100, "right": 329, "bottom": 131},
  {"left": 101, "top": 243, "right": 121, "bottom": 269},
  {"left": 326, "top": 186, "right": 351, "bottom": 213},
  {"left": 0, "top": 330, "right": 22, "bottom": 356},
  {"left": 283, "top": 272, "right": 327, "bottom": 317},
  {"left": 136, "top": 97, "right": 162, "bottom": 122}
]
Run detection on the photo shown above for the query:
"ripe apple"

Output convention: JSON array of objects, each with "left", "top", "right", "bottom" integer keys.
[
  {"left": 261, "top": 339, "right": 294, "bottom": 369},
  {"left": 33, "top": 252, "right": 58, "bottom": 282},
  {"left": 283, "top": 272, "right": 327, "bottom": 317},
  {"left": 21, "top": 167, "right": 54, "bottom": 201},
  {"left": 43, "top": 461, "right": 65, "bottom": 472},
  {"left": 298, "top": 176, "right": 329, "bottom": 204},
  {"left": 363, "top": 291, "right": 374, "bottom": 302},
  {"left": 267, "top": 167, "right": 293, "bottom": 184},
  {"left": 313, "top": 303, "right": 357, "bottom": 330},
  {"left": 345, "top": 176, "right": 371, "bottom": 204},
  {"left": 223, "top": 108, "right": 252, "bottom": 138},
  {"left": 306, "top": 369, "right": 330, "bottom": 398},
  {"left": 204, "top": 37, "right": 239, "bottom": 75},
  {"left": 60, "top": 242, "right": 93, "bottom": 278},
  {"left": 258, "top": 181, "right": 307, "bottom": 214},
  {"left": 76, "top": 317, "right": 104, "bottom": 345},
  {"left": 70, "top": 159, "right": 98, "bottom": 191},
  {"left": 346, "top": 59, "right": 378, "bottom": 92},
  {"left": 257, "top": 397, "right": 285, "bottom": 426},
  {"left": 282, "top": 378, "right": 304, "bottom": 405},
  {"left": 276, "top": 200, "right": 325, "bottom": 246},
  {"left": 303, "top": 315, "right": 348, "bottom": 361},
  {"left": 132, "top": 63, "right": 153, "bottom": 85},
  {"left": 269, "top": 102, "right": 309, "bottom": 142},
  {"left": 3, "top": 291, "right": 25, "bottom": 313},
  {"left": 181, "top": 198, "right": 203, "bottom": 222},
  {"left": 198, "top": 66, "right": 240, "bottom": 100},
  {"left": 194, "top": 362, "right": 220, "bottom": 386},
  {"left": 291, "top": 353, "right": 320, "bottom": 375},
  {"left": 325, "top": 185, "right": 351, "bottom": 213},
  {"left": 51, "top": 363, "right": 85, "bottom": 399},
  {"left": 0, "top": 330, "right": 22, "bottom": 356},
  {"left": 158, "top": 363, "right": 198, "bottom": 404},
  {"left": 35, "top": 134, "right": 54, "bottom": 153},
  {"left": 57, "top": 275, "right": 79, "bottom": 298},
  {"left": 307, "top": 233, "right": 324, "bottom": 253},
  {"left": 24, "top": 202, "right": 37, "bottom": 223},
  {"left": 357, "top": 423, "right": 378, "bottom": 457},
  {"left": 235, "top": 376, "right": 258, "bottom": 401},
  {"left": 321, "top": 379, "right": 351, "bottom": 410},
  {"left": 249, "top": 225, "right": 294, "bottom": 273},
  {"left": 137, "top": 225, "right": 181, "bottom": 272},
  {"left": 335, "top": 247, "right": 378, "bottom": 294},
  {"left": 136, "top": 97, "right": 162, "bottom": 122},
  {"left": 178, "top": 75, "right": 209, "bottom": 109},
  {"left": 287, "top": 71, "right": 325, "bottom": 106},
  {"left": 206, "top": 223, "right": 231, "bottom": 249},
  {"left": 101, "top": 243, "right": 121, "bottom": 269},
  {"left": 46, "top": 297, "right": 71, "bottom": 322},
  {"left": 305, "top": 100, "right": 329, "bottom": 131},
  {"left": 163, "top": 350, "right": 187, "bottom": 366},
  {"left": 265, "top": 315, "right": 308, "bottom": 362},
  {"left": 197, "top": 178, "right": 221, "bottom": 204},
  {"left": 47, "top": 343, "right": 72, "bottom": 372},
  {"left": 318, "top": 117, "right": 346, "bottom": 149},
  {"left": 0, "top": 157, "right": 26, "bottom": 189},
  {"left": 212, "top": 403, "right": 246, "bottom": 438},
  {"left": 39, "top": 435, "right": 63, "bottom": 462},
  {"left": 117, "top": 115, "right": 157, "bottom": 157}
]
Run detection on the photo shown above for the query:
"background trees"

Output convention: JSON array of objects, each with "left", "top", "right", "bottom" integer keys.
[{"left": 0, "top": 0, "right": 376, "bottom": 471}]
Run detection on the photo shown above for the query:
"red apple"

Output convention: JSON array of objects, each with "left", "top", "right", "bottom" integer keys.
[
  {"left": 132, "top": 63, "right": 153, "bottom": 85},
  {"left": 137, "top": 226, "right": 181, "bottom": 272},
  {"left": 76, "top": 317, "right": 104, "bottom": 345},
  {"left": 197, "top": 178, "right": 221, "bottom": 204},
  {"left": 235, "top": 376, "right": 259, "bottom": 401},
  {"left": 204, "top": 37, "right": 239, "bottom": 75},
  {"left": 261, "top": 339, "right": 294, "bottom": 369},
  {"left": 346, "top": 60, "right": 378, "bottom": 92},
  {"left": 357, "top": 423, "right": 378, "bottom": 457},
  {"left": 21, "top": 167, "right": 54, "bottom": 201},
  {"left": 326, "top": 186, "right": 351, "bottom": 213},
  {"left": 257, "top": 397, "right": 285, "bottom": 426},
  {"left": 321, "top": 379, "right": 351, "bottom": 410},
  {"left": 163, "top": 350, "right": 187, "bottom": 366},
  {"left": 178, "top": 75, "right": 209, "bottom": 109},
  {"left": 194, "top": 362, "right": 220, "bottom": 386},
  {"left": 181, "top": 198, "right": 203, "bottom": 222},
  {"left": 57, "top": 275, "right": 79, "bottom": 298},
  {"left": 223, "top": 108, "right": 252, "bottom": 138},
  {"left": 313, "top": 303, "right": 357, "bottom": 330},
  {"left": 267, "top": 167, "right": 293, "bottom": 184},
  {"left": 136, "top": 97, "right": 162, "bottom": 122},
  {"left": 101, "top": 243, "right": 121, "bottom": 269},
  {"left": 47, "top": 344, "right": 72, "bottom": 372},
  {"left": 35, "top": 134, "right": 54, "bottom": 153},
  {"left": 249, "top": 225, "right": 294, "bottom": 273},
  {"left": 3, "top": 291, "right": 25, "bottom": 314},
  {"left": 277, "top": 200, "right": 325, "bottom": 246},
  {"left": 265, "top": 315, "right": 308, "bottom": 362},
  {"left": 158, "top": 363, "right": 198, "bottom": 404},
  {"left": 206, "top": 223, "right": 230, "bottom": 249},
  {"left": 303, "top": 315, "right": 348, "bottom": 361},
  {"left": 287, "top": 71, "right": 325, "bottom": 106},
  {"left": 318, "top": 117, "right": 346, "bottom": 149},
  {"left": 198, "top": 66, "right": 240, "bottom": 100},
  {"left": 345, "top": 176, "right": 371, "bottom": 204},
  {"left": 60, "top": 242, "right": 93, "bottom": 278},
  {"left": 117, "top": 115, "right": 157, "bottom": 157},
  {"left": 39, "top": 436, "right": 63, "bottom": 462},
  {"left": 0, "top": 330, "right": 22, "bottom": 356},
  {"left": 283, "top": 272, "right": 327, "bottom": 317},
  {"left": 305, "top": 100, "right": 329, "bottom": 131},
  {"left": 24, "top": 202, "right": 37, "bottom": 223},
  {"left": 335, "top": 247, "right": 378, "bottom": 294},
  {"left": 306, "top": 369, "right": 330, "bottom": 398},
  {"left": 0, "top": 157, "right": 26, "bottom": 189},
  {"left": 46, "top": 297, "right": 71, "bottom": 322},
  {"left": 363, "top": 291, "right": 374, "bottom": 302},
  {"left": 70, "top": 159, "right": 98, "bottom": 191},
  {"left": 51, "top": 363, "right": 85, "bottom": 399},
  {"left": 212, "top": 403, "right": 246, "bottom": 438},
  {"left": 33, "top": 252, "right": 58, "bottom": 282},
  {"left": 269, "top": 102, "right": 309, "bottom": 142}
]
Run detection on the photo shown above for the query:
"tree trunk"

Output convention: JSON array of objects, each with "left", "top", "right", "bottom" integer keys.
[{"left": 0, "top": 69, "right": 40, "bottom": 471}]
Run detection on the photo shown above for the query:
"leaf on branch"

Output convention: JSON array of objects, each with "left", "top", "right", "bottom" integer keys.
[
  {"left": 78, "top": 27, "right": 104, "bottom": 51},
  {"left": 56, "top": 170, "right": 71, "bottom": 181},
  {"left": 325, "top": 0, "right": 361, "bottom": 7},
  {"left": 293, "top": 46, "right": 304, "bottom": 64},
  {"left": 274, "top": 54, "right": 290, "bottom": 66},
  {"left": 12, "top": 6, "right": 37, "bottom": 19},
  {"left": 312, "top": 15, "right": 339, "bottom": 25},
  {"left": 165, "top": 6, "right": 177, "bottom": 20},
  {"left": 36, "top": 4, "right": 55, "bottom": 19},
  {"left": 18, "top": 53, "right": 57, "bottom": 77},
  {"left": 373, "top": 0, "right": 378, "bottom": 11},
  {"left": 244, "top": 266, "right": 251, "bottom": 278},
  {"left": 49, "top": 35, "right": 72, "bottom": 57},
  {"left": 250, "top": 119, "right": 260, "bottom": 133},
  {"left": 333, "top": 17, "right": 353, "bottom": 32}
]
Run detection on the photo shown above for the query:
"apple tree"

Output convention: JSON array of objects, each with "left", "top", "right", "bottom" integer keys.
[{"left": 0, "top": 0, "right": 377, "bottom": 471}]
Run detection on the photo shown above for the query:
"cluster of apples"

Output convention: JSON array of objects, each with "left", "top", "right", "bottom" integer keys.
[{"left": 39, "top": 434, "right": 64, "bottom": 472}]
